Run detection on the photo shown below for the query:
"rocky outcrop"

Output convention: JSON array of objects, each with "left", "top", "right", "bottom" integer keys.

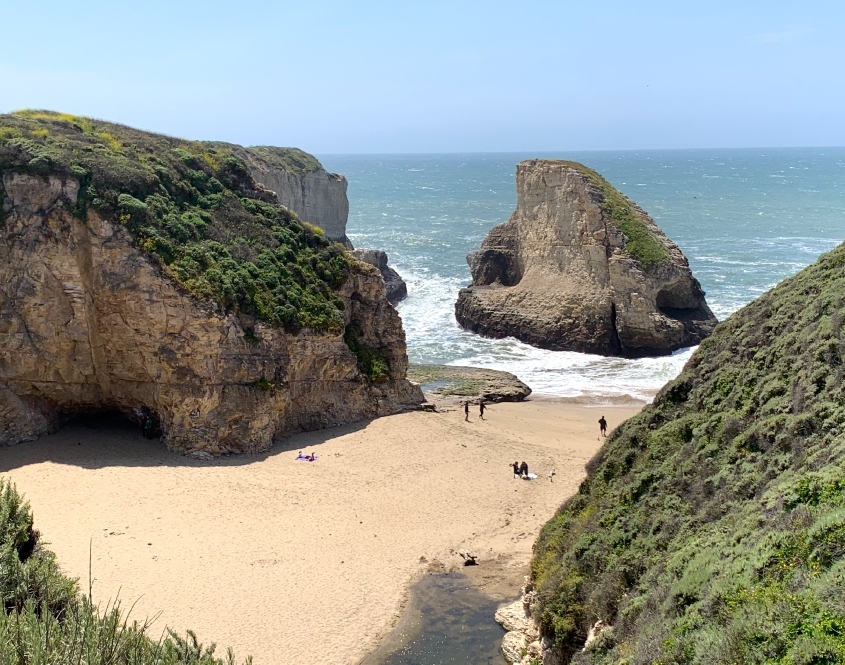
[
  {"left": 232, "top": 146, "right": 352, "bottom": 246},
  {"left": 496, "top": 582, "right": 561, "bottom": 665},
  {"left": 0, "top": 173, "right": 422, "bottom": 454},
  {"left": 407, "top": 364, "right": 532, "bottom": 406},
  {"left": 454, "top": 160, "right": 717, "bottom": 357},
  {"left": 228, "top": 145, "right": 409, "bottom": 303},
  {"left": 351, "top": 249, "right": 407, "bottom": 304}
]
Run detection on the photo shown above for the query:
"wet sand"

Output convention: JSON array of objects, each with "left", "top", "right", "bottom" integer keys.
[{"left": 0, "top": 401, "right": 640, "bottom": 664}]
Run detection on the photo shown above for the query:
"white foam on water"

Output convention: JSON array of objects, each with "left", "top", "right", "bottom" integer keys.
[{"left": 394, "top": 267, "right": 693, "bottom": 402}]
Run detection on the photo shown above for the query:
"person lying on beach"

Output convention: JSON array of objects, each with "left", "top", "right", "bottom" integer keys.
[{"left": 296, "top": 452, "right": 318, "bottom": 461}]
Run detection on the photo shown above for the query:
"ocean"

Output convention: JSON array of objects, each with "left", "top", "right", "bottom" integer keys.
[{"left": 319, "top": 149, "right": 845, "bottom": 402}]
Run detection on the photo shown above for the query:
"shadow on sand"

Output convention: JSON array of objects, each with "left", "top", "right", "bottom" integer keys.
[{"left": 0, "top": 411, "right": 372, "bottom": 472}]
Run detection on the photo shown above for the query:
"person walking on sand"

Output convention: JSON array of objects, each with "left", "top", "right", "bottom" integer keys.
[
  {"left": 599, "top": 415, "right": 608, "bottom": 437},
  {"left": 464, "top": 401, "right": 470, "bottom": 421},
  {"left": 479, "top": 400, "right": 486, "bottom": 420}
]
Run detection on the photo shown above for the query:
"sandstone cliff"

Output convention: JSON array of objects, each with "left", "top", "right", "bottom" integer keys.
[
  {"left": 454, "top": 160, "right": 716, "bottom": 357},
  {"left": 224, "top": 145, "right": 352, "bottom": 246},
  {"left": 224, "top": 144, "right": 409, "bottom": 302},
  {"left": 0, "top": 112, "right": 422, "bottom": 454}
]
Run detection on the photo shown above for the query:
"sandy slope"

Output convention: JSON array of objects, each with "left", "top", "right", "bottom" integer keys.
[{"left": 0, "top": 401, "right": 639, "bottom": 665}]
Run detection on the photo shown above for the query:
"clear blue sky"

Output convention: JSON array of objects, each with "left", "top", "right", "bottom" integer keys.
[{"left": 1, "top": 1, "right": 843, "bottom": 153}]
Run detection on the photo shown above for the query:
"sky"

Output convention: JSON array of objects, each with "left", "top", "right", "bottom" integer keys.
[{"left": 1, "top": 1, "right": 843, "bottom": 153}]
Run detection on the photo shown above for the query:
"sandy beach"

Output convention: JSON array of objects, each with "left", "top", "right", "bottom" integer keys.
[{"left": 0, "top": 401, "right": 640, "bottom": 665}]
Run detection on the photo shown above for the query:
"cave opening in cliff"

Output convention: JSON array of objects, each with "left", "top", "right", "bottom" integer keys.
[
  {"left": 62, "top": 408, "right": 159, "bottom": 441},
  {"left": 656, "top": 286, "right": 706, "bottom": 322}
]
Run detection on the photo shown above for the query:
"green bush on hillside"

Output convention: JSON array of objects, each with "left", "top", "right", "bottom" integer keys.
[
  {"left": 532, "top": 242, "right": 845, "bottom": 664},
  {"left": 546, "top": 160, "right": 669, "bottom": 268},
  {"left": 0, "top": 110, "right": 351, "bottom": 334},
  {"left": 0, "top": 479, "right": 250, "bottom": 664}
]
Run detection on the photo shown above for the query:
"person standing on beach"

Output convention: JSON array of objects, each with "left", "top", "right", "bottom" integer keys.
[
  {"left": 599, "top": 415, "right": 608, "bottom": 437},
  {"left": 479, "top": 400, "right": 486, "bottom": 420},
  {"left": 464, "top": 401, "right": 470, "bottom": 421}
]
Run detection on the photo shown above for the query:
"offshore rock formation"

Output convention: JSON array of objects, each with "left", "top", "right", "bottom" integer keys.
[
  {"left": 228, "top": 145, "right": 409, "bottom": 303},
  {"left": 351, "top": 249, "right": 407, "bottom": 304},
  {"left": 0, "top": 171, "right": 421, "bottom": 454},
  {"left": 454, "top": 160, "right": 717, "bottom": 357}
]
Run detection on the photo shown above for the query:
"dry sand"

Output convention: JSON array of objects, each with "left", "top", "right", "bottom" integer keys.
[{"left": 0, "top": 401, "right": 640, "bottom": 665}]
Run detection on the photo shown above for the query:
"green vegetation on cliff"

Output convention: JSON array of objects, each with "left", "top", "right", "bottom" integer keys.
[
  {"left": 533, "top": 242, "right": 845, "bottom": 664},
  {"left": 544, "top": 160, "right": 669, "bottom": 268},
  {"left": 228, "top": 145, "right": 323, "bottom": 177},
  {"left": 0, "top": 479, "right": 249, "bottom": 664},
  {"left": 0, "top": 110, "right": 350, "bottom": 333}
]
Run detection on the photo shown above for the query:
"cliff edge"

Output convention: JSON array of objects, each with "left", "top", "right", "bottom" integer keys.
[
  {"left": 224, "top": 144, "right": 408, "bottom": 303},
  {"left": 223, "top": 144, "right": 352, "bottom": 247},
  {"left": 0, "top": 111, "right": 422, "bottom": 454},
  {"left": 454, "top": 160, "right": 716, "bottom": 357}
]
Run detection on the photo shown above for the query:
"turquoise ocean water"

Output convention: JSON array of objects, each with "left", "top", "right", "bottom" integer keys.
[{"left": 320, "top": 149, "right": 845, "bottom": 402}]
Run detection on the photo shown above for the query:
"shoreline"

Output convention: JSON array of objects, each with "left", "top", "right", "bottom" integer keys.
[{"left": 1, "top": 401, "right": 641, "bottom": 664}]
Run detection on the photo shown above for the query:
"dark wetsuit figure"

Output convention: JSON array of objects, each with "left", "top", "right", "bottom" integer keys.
[
  {"left": 599, "top": 416, "right": 608, "bottom": 437},
  {"left": 464, "top": 401, "right": 470, "bottom": 421},
  {"left": 519, "top": 461, "right": 529, "bottom": 477},
  {"left": 143, "top": 416, "right": 155, "bottom": 440},
  {"left": 512, "top": 461, "right": 520, "bottom": 476},
  {"left": 479, "top": 401, "right": 486, "bottom": 419}
]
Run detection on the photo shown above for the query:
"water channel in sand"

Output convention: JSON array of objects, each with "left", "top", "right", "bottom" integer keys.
[{"left": 361, "top": 572, "right": 510, "bottom": 665}]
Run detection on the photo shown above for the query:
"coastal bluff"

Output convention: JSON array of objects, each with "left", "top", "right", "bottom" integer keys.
[
  {"left": 0, "top": 111, "right": 422, "bottom": 454},
  {"left": 455, "top": 160, "right": 717, "bottom": 357},
  {"left": 224, "top": 144, "right": 408, "bottom": 304},
  {"left": 222, "top": 144, "right": 351, "bottom": 246}
]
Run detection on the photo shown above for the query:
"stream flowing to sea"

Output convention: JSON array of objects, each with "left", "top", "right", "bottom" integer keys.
[{"left": 320, "top": 148, "right": 845, "bottom": 402}]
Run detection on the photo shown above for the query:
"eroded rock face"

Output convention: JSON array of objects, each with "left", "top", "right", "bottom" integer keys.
[
  {"left": 236, "top": 148, "right": 410, "bottom": 302},
  {"left": 0, "top": 173, "right": 422, "bottom": 453},
  {"left": 351, "top": 249, "right": 407, "bottom": 304},
  {"left": 241, "top": 152, "right": 352, "bottom": 246},
  {"left": 454, "top": 160, "right": 717, "bottom": 357}
]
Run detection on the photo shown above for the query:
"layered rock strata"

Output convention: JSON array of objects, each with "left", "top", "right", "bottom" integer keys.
[
  {"left": 0, "top": 173, "right": 422, "bottom": 454},
  {"left": 454, "top": 160, "right": 717, "bottom": 357}
]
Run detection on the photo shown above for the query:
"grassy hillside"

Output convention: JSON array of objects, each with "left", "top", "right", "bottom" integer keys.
[
  {"left": 532, "top": 242, "right": 845, "bottom": 664},
  {"left": 0, "top": 110, "right": 350, "bottom": 333},
  {"left": 0, "top": 479, "right": 249, "bottom": 664}
]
